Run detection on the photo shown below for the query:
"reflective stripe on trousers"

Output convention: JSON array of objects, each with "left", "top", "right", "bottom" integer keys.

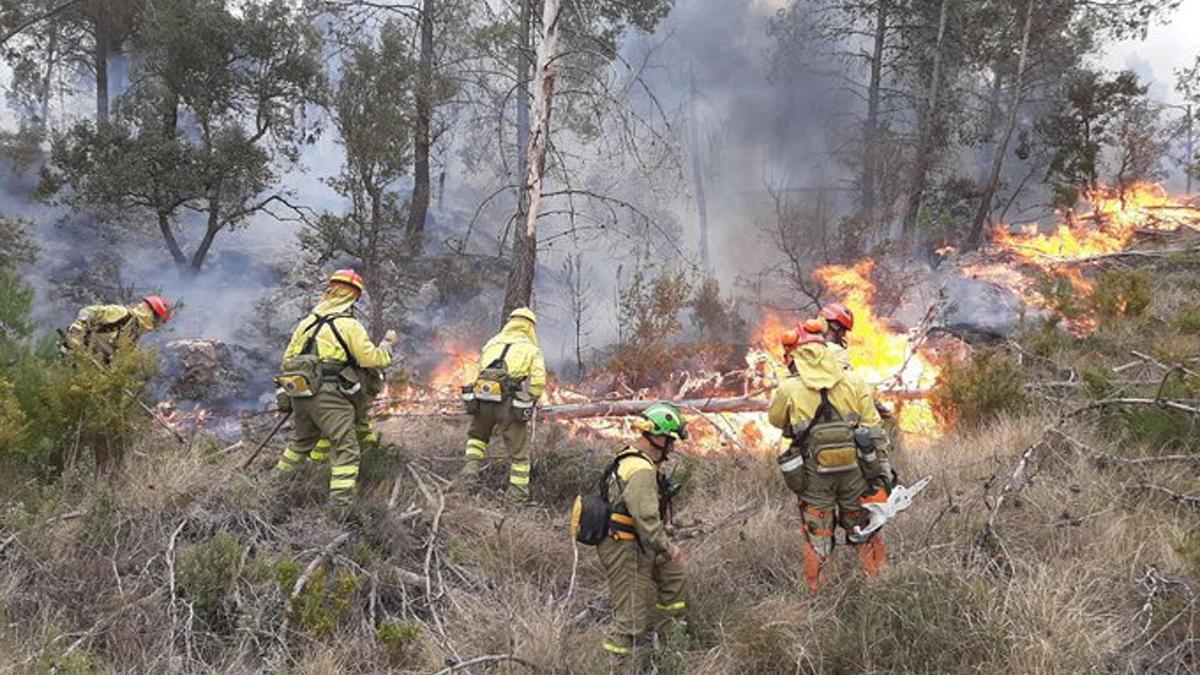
[{"left": 464, "top": 438, "right": 487, "bottom": 460}]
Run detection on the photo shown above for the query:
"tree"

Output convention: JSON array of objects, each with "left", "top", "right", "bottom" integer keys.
[
  {"left": 1173, "top": 55, "right": 1198, "bottom": 193},
  {"left": 553, "top": 252, "right": 596, "bottom": 378},
  {"left": 301, "top": 20, "right": 415, "bottom": 339},
  {"left": 40, "top": 0, "right": 324, "bottom": 272},
  {"left": 502, "top": 0, "right": 562, "bottom": 317},
  {"left": 1037, "top": 69, "right": 1147, "bottom": 208}
]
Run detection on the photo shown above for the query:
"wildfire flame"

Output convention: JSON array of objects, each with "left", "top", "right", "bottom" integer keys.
[
  {"left": 968, "top": 182, "right": 1200, "bottom": 332},
  {"left": 812, "top": 260, "right": 942, "bottom": 438}
]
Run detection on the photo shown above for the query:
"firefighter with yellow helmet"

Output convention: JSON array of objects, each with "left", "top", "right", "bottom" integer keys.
[
  {"left": 458, "top": 307, "right": 546, "bottom": 502},
  {"left": 768, "top": 329, "right": 893, "bottom": 592},
  {"left": 61, "top": 295, "right": 173, "bottom": 361},
  {"left": 274, "top": 269, "right": 396, "bottom": 505}
]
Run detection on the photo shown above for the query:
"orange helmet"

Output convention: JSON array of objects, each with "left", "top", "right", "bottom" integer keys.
[
  {"left": 819, "top": 302, "right": 854, "bottom": 331},
  {"left": 781, "top": 324, "right": 825, "bottom": 349},
  {"left": 329, "top": 268, "right": 365, "bottom": 293},
  {"left": 142, "top": 295, "right": 172, "bottom": 322}
]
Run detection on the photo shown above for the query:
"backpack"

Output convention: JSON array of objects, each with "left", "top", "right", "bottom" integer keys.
[
  {"left": 571, "top": 450, "right": 647, "bottom": 546},
  {"left": 471, "top": 343, "right": 513, "bottom": 403},
  {"left": 275, "top": 313, "right": 355, "bottom": 399}
]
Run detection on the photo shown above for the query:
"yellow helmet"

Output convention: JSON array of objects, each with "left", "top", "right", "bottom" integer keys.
[{"left": 509, "top": 307, "right": 537, "bottom": 325}]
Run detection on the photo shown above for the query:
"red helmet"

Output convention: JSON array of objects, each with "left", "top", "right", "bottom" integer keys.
[
  {"left": 329, "top": 268, "right": 365, "bottom": 293},
  {"left": 143, "top": 295, "right": 172, "bottom": 322},
  {"left": 819, "top": 302, "right": 854, "bottom": 331}
]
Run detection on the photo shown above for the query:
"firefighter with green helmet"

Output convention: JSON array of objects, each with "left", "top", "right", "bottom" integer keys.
[
  {"left": 768, "top": 331, "right": 893, "bottom": 592},
  {"left": 274, "top": 269, "right": 396, "bottom": 505},
  {"left": 598, "top": 402, "right": 689, "bottom": 658},
  {"left": 457, "top": 307, "right": 546, "bottom": 502}
]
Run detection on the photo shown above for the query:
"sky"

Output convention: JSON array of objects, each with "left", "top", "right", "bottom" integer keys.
[{"left": 1099, "top": 0, "right": 1200, "bottom": 103}]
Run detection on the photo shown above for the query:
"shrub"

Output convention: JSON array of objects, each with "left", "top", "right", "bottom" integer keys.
[
  {"left": 177, "top": 530, "right": 243, "bottom": 632},
  {"left": 0, "top": 378, "right": 26, "bottom": 454},
  {"left": 1175, "top": 303, "right": 1200, "bottom": 335},
  {"left": 1089, "top": 269, "right": 1152, "bottom": 318},
  {"left": 817, "top": 567, "right": 1003, "bottom": 672},
  {"left": 287, "top": 566, "right": 360, "bottom": 637},
  {"left": 930, "top": 348, "right": 1029, "bottom": 428},
  {"left": 377, "top": 618, "right": 425, "bottom": 668}
]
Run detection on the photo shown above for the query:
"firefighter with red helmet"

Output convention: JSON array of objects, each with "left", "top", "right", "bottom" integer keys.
[{"left": 61, "top": 295, "right": 173, "bottom": 361}]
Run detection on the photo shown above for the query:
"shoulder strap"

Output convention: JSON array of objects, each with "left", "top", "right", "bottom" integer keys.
[
  {"left": 484, "top": 343, "right": 513, "bottom": 370},
  {"left": 300, "top": 313, "right": 359, "bottom": 367},
  {"left": 600, "top": 449, "right": 650, "bottom": 504},
  {"left": 795, "top": 388, "right": 838, "bottom": 449}
]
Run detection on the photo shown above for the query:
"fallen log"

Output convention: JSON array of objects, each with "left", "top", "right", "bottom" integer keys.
[{"left": 373, "top": 389, "right": 929, "bottom": 421}]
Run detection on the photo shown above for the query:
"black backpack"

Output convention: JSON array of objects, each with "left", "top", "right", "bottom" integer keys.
[{"left": 571, "top": 450, "right": 645, "bottom": 546}]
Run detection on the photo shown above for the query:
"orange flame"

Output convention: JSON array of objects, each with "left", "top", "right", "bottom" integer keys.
[{"left": 812, "top": 260, "right": 941, "bottom": 438}]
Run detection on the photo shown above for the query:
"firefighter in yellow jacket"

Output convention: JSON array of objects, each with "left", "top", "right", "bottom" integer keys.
[
  {"left": 61, "top": 295, "right": 172, "bottom": 360},
  {"left": 275, "top": 269, "right": 396, "bottom": 505},
  {"left": 599, "top": 402, "right": 689, "bottom": 657},
  {"left": 768, "top": 332, "right": 893, "bottom": 593},
  {"left": 458, "top": 307, "right": 546, "bottom": 502}
]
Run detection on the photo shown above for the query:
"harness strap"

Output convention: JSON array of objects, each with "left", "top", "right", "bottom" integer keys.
[
  {"left": 300, "top": 312, "right": 359, "bottom": 368},
  {"left": 83, "top": 313, "right": 134, "bottom": 348}
]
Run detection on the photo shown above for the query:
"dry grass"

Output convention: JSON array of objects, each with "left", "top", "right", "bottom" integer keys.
[{"left": 3, "top": 273, "right": 1200, "bottom": 672}]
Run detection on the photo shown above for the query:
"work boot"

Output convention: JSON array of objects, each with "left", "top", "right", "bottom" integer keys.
[
  {"left": 456, "top": 459, "right": 484, "bottom": 482},
  {"left": 505, "top": 483, "right": 531, "bottom": 504}
]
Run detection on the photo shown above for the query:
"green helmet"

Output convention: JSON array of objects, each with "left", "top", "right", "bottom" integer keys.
[{"left": 640, "top": 402, "right": 688, "bottom": 440}]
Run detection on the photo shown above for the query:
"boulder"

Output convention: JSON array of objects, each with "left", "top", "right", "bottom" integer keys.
[{"left": 159, "top": 339, "right": 258, "bottom": 408}]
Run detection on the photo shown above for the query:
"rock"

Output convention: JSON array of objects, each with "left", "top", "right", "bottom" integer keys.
[
  {"left": 159, "top": 339, "right": 257, "bottom": 408},
  {"left": 939, "top": 276, "right": 1038, "bottom": 340}
]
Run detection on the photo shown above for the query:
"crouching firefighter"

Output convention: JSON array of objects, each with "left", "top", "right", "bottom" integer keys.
[
  {"left": 60, "top": 295, "right": 173, "bottom": 361},
  {"left": 274, "top": 269, "right": 396, "bottom": 505},
  {"left": 768, "top": 331, "right": 894, "bottom": 593},
  {"left": 457, "top": 307, "right": 546, "bottom": 503},
  {"left": 570, "top": 403, "right": 689, "bottom": 658}
]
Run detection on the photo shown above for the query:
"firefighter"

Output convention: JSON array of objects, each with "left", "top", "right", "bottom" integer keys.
[
  {"left": 599, "top": 402, "right": 689, "bottom": 658},
  {"left": 780, "top": 319, "right": 829, "bottom": 377},
  {"left": 767, "top": 332, "right": 893, "bottom": 593},
  {"left": 274, "top": 269, "right": 396, "bottom": 505},
  {"left": 457, "top": 307, "right": 546, "bottom": 502},
  {"left": 61, "top": 295, "right": 172, "bottom": 360}
]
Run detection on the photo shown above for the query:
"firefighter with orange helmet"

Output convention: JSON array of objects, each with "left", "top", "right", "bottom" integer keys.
[
  {"left": 61, "top": 295, "right": 173, "bottom": 361},
  {"left": 274, "top": 269, "right": 396, "bottom": 505},
  {"left": 768, "top": 330, "right": 893, "bottom": 593}
]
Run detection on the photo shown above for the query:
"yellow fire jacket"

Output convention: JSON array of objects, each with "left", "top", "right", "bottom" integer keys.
[
  {"left": 480, "top": 318, "right": 546, "bottom": 398},
  {"left": 64, "top": 303, "right": 155, "bottom": 353},
  {"left": 608, "top": 449, "right": 672, "bottom": 556},
  {"left": 282, "top": 290, "right": 392, "bottom": 370},
  {"left": 767, "top": 343, "right": 888, "bottom": 451}
]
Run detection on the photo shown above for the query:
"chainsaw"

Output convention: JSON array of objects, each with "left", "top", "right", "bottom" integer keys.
[{"left": 848, "top": 475, "right": 932, "bottom": 543}]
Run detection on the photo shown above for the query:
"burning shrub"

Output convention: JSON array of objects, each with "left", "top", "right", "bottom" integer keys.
[
  {"left": 930, "top": 348, "right": 1029, "bottom": 428},
  {"left": 1089, "top": 269, "right": 1152, "bottom": 318}
]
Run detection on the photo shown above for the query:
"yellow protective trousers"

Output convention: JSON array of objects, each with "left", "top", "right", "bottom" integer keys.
[
  {"left": 597, "top": 537, "right": 687, "bottom": 656},
  {"left": 275, "top": 383, "right": 360, "bottom": 505},
  {"left": 463, "top": 400, "right": 531, "bottom": 500}
]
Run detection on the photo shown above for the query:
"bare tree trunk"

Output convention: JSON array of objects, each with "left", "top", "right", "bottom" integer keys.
[
  {"left": 965, "top": 0, "right": 1034, "bottom": 251},
  {"left": 191, "top": 194, "right": 222, "bottom": 272},
  {"left": 515, "top": 0, "right": 532, "bottom": 179},
  {"left": 36, "top": 21, "right": 59, "bottom": 128},
  {"left": 502, "top": 0, "right": 562, "bottom": 318},
  {"left": 406, "top": 0, "right": 434, "bottom": 248},
  {"left": 901, "top": 0, "right": 949, "bottom": 238},
  {"left": 862, "top": 0, "right": 887, "bottom": 228},
  {"left": 94, "top": 17, "right": 109, "bottom": 125},
  {"left": 687, "top": 67, "right": 711, "bottom": 272},
  {"left": 157, "top": 210, "right": 187, "bottom": 266}
]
